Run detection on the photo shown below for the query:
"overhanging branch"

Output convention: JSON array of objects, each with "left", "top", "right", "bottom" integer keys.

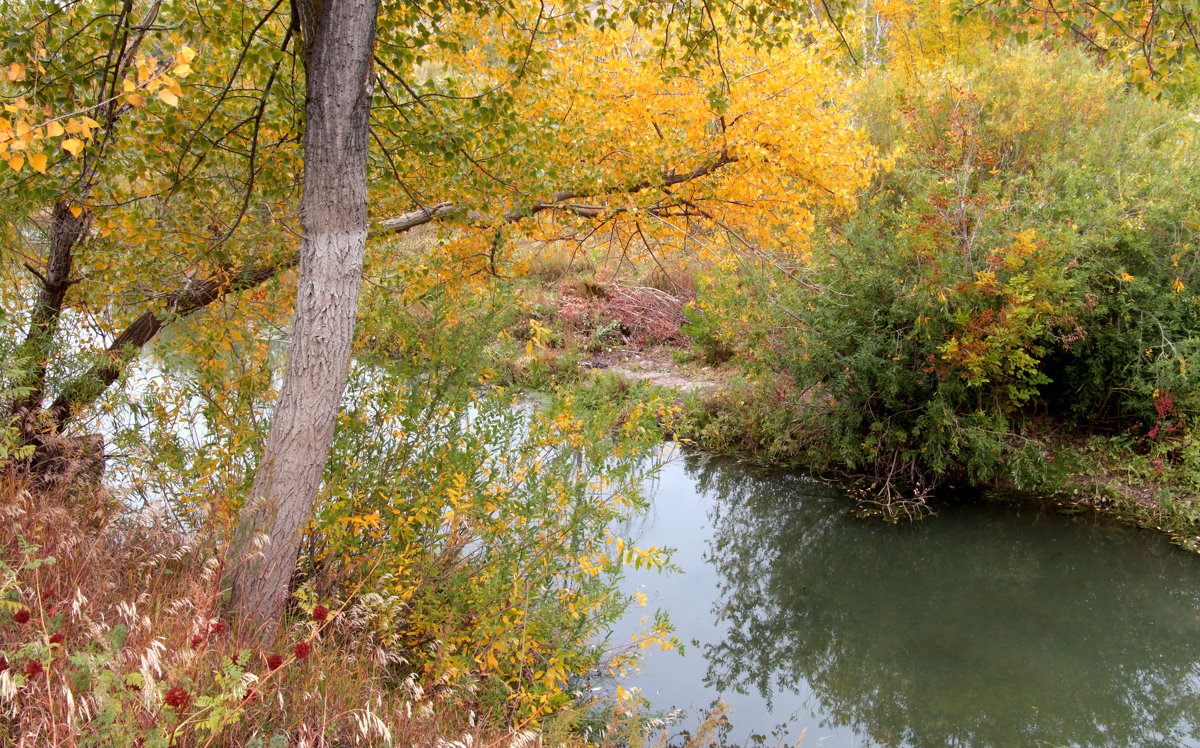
[
  {"left": 47, "top": 151, "right": 738, "bottom": 424},
  {"left": 502, "top": 149, "right": 737, "bottom": 222},
  {"left": 49, "top": 259, "right": 289, "bottom": 426},
  {"left": 366, "top": 201, "right": 456, "bottom": 238}
]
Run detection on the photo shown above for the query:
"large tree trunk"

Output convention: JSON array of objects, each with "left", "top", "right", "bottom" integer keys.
[{"left": 228, "top": 0, "right": 380, "bottom": 628}]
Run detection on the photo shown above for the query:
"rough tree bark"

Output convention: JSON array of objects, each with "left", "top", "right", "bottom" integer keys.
[
  {"left": 227, "top": 0, "right": 381, "bottom": 628},
  {"left": 19, "top": 200, "right": 90, "bottom": 414}
]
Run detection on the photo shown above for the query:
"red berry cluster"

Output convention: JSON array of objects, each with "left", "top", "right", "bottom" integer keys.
[{"left": 164, "top": 687, "right": 189, "bottom": 709}]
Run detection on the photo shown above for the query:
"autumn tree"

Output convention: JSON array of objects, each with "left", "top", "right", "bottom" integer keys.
[
  {"left": 3, "top": 0, "right": 878, "bottom": 628},
  {"left": 1, "top": 0, "right": 304, "bottom": 478},
  {"left": 958, "top": 0, "right": 1200, "bottom": 96}
]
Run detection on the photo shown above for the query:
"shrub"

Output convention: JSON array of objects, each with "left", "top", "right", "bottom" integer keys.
[{"left": 691, "top": 46, "right": 1200, "bottom": 502}]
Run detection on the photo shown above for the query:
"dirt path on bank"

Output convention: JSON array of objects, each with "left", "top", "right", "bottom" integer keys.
[{"left": 584, "top": 346, "right": 722, "bottom": 393}]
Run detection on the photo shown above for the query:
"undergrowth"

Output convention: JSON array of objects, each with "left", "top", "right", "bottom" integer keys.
[{"left": 0, "top": 476, "right": 509, "bottom": 746}]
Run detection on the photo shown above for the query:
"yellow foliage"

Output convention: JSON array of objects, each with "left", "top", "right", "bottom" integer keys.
[{"left": 521, "top": 25, "right": 876, "bottom": 260}]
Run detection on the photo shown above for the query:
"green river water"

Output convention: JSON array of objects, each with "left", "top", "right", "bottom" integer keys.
[{"left": 613, "top": 449, "right": 1200, "bottom": 747}]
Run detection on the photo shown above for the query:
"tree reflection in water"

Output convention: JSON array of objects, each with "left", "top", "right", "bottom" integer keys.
[{"left": 689, "top": 455, "right": 1200, "bottom": 747}]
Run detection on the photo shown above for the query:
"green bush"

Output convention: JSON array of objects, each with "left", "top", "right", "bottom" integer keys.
[{"left": 692, "top": 46, "right": 1200, "bottom": 499}]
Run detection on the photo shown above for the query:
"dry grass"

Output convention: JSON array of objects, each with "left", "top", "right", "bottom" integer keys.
[
  {"left": 0, "top": 475, "right": 546, "bottom": 747},
  {"left": 636, "top": 260, "right": 708, "bottom": 299},
  {"left": 523, "top": 245, "right": 596, "bottom": 283}
]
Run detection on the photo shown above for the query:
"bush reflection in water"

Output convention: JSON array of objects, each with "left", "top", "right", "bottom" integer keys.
[{"left": 689, "top": 455, "right": 1200, "bottom": 747}]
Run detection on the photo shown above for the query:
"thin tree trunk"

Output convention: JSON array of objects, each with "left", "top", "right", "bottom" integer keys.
[
  {"left": 18, "top": 200, "right": 90, "bottom": 413},
  {"left": 11, "top": 0, "right": 159, "bottom": 441},
  {"left": 227, "top": 0, "right": 380, "bottom": 628}
]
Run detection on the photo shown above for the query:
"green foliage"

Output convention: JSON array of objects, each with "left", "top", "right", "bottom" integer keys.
[
  {"left": 683, "top": 375, "right": 814, "bottom": 465},
  {"left": 681, "top": 265, "right": 780, "bottom": 369},
  {"left": 1027, "top": 91, "right": 1200, "bottom": 426},
  {"left": 961, "top": 0, "right": 1200, "bottom": 100},
  {"left": 0, "top": 353, "right": 34, "bottom": 462},
  {"left": 312, "top": 355, "right": 672, "bottom": 719},
  {"left": 686, "top": 46, "right": 1200, "bottom": 502},
  {"left": 681, "top": 298, "right": 737, "bottom": 366}
]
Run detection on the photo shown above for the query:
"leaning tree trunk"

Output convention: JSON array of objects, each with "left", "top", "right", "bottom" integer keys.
[{"left": 228, "top": 0, "right": 380, "bottom": 629}]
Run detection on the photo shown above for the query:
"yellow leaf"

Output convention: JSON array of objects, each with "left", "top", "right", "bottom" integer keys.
[
  {"left": 69, "top": 204, "right": 82, "bottom": 218},
  {"left": 7, "top": 155, "right": 23, "bottom": 172},
  {"left": 174, "top": 63, "right": 191, "bottom": 79},
  {"left": 46, "top": 120, "right": 63, "bottom": 137},
  {"left": 28, "top": 152, "right": 46, "bottom": 173},
  {"left": 6, "top": 63, "right": 25, "bottom": 82},
  {"left": 81, "top": 116, "right": 100, "bottom": 130},
  {"left": 125, "top": 93, "right": 146, "bottom": 107},
  {"left": 61, "top": 138, "right": 84, "bottom": 157},
  {"left": 180, "top": 45, "right": 197, "bottom": 64},
  {"left": 157, "top": 88, "right": 179, "bottom": 107}
]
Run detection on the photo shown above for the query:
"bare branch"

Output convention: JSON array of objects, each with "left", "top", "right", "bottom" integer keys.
[{"left": 367, "top": 201, "right": 457, "bottom": 238}]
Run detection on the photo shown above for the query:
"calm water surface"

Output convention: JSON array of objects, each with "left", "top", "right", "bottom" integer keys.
[{"left": 612, "top": 450, "right": 1200, "bottom": 747}]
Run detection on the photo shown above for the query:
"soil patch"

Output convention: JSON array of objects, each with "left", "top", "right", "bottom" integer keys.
[{"left": 582, "top": 346, "right": 721, "bottom": 393}]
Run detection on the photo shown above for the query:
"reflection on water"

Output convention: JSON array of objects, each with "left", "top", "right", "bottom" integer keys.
[{"left": 616, "top": 451, "right": 1200, "bottom": 747}]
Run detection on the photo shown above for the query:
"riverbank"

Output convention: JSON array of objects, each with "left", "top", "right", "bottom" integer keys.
[
  {"left": 673, "top": 368, "right": 1200, "bottom": 552},
  {"left": 497, "top": 273, "right": 1200, "bottom": 552},
  {"left": 0, "top": 431, "right": 667, "bottom": 746}
]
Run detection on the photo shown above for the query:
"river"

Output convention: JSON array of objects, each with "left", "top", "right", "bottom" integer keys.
[{"left": 612, "top": 448, "right": 1200, "bottom": 747}]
